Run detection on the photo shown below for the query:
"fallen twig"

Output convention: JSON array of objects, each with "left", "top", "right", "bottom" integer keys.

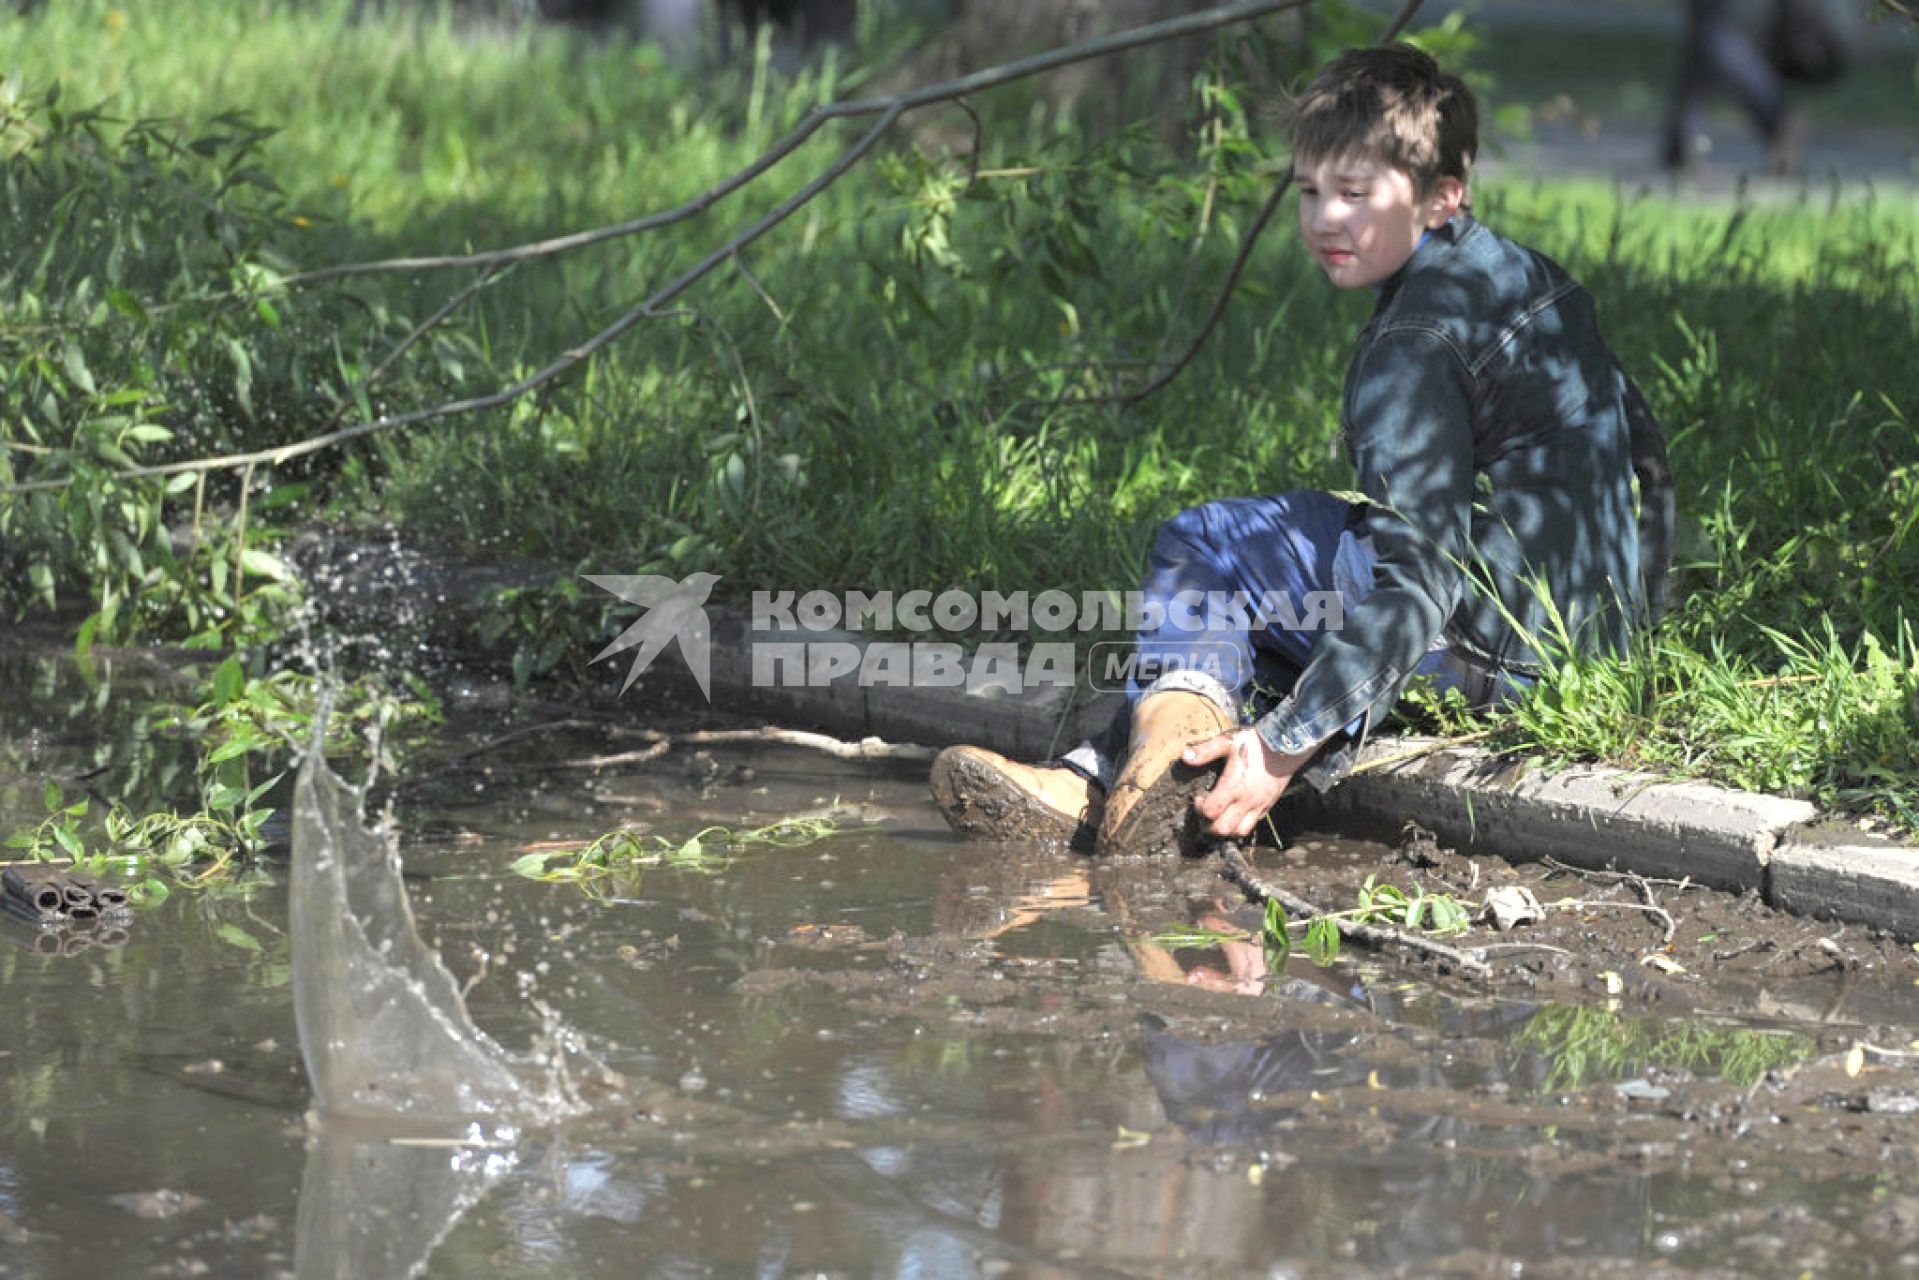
[
  {"left": 441, "top": 717, "right": 615, "bottom": 765},
  {"left": 1473, "top": 942, "right": 1574, "bottom": 958},
  {"left": 1711, "top": 937, "right": 1769, "bottom": 963},
  {"left": 1218, "top": 842, "right": 1492, "bottom": 978},
  {"left": 1539, "top": 858, "right": 1699, "bottom": 893},
  {"left": 1551, "top": 897, "right": 1678, "bottom": 945},
  {"left": 1627, "top": 873, "right": 1677, "bottom": 946},
  {"left": 539, "top": 743, "right": 674, "bottom": 770},
  {"left": 531, "top": 725, "right": 938, "bottom": 772}
]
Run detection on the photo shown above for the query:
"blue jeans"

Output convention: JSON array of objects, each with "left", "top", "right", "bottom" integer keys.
[{"left": 1063, "top": 491, "right": 1522, "bottom": 791}]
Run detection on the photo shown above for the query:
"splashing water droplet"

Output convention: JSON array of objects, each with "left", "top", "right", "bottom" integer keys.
[{"left": 292, "top": 734, "right": 616, "bottom": 1122}]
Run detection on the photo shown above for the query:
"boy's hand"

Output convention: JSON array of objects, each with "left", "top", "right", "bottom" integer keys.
[{"left": 1183, "top": 729, "right": 1313, "bottom": 839}]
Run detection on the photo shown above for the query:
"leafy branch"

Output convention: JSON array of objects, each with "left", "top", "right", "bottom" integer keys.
[
  {"left": 1152, "top": 868, "right": 1474, "bottom": 969},
  {"left": 4, "top": 667, "right": 439, "bottom": 891},
  {"left": 1219, "top": 842, "right": 1494, "bottom": 977},
  {"left": 1, "top": 776, "right": 272, "bottom": 904}
]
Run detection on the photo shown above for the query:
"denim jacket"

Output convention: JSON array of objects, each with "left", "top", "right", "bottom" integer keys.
[{"left": 1255, "top": 215, "right": 1675, "bottom": 764}]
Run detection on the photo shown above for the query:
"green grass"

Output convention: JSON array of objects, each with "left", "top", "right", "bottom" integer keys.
[{"left": 1, "top": 0, "right": 1916, "bottom": 823}]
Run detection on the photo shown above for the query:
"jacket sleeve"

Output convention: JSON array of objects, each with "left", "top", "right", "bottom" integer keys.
[
  {"left": 1620, "top": 365, "right": 1676, "bottom": 624},
  {"left": 1254, "top": 328, "right": 1477, "bottom": 757}
]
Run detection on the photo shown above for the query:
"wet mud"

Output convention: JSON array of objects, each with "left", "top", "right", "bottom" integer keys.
[{"left": 6, "top": 653, "right": 1919, "bottom": 1277}]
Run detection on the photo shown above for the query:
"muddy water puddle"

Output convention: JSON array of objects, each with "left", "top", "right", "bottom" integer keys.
[{"left": 6, "top": 660, "right": 1919, "bottom": 1276}]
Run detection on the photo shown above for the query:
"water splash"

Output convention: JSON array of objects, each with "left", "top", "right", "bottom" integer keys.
[{"left": 292, "top": 745, "right": 599, "bottom": 1121}]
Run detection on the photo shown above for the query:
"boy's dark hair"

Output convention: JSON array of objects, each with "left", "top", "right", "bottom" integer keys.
[{"left": 1288, "top": 44, "right": 1478, "bottom": 194}]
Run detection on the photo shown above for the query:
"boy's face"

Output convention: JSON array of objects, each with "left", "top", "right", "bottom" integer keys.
[{"left": 1293, "top": 153, "right": 1463, "bottom": 290}]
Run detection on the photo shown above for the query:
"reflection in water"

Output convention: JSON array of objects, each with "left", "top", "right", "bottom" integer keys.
[
  {"left": 1515, "top": 1002, "right": 1819, "bottom": 1090},
  {"left": 1139, "top": 1013, "right": 1375, "bottom": 1147},
  {"left": 296, "top": 1121, "right": 516, "bottom": 1280}
]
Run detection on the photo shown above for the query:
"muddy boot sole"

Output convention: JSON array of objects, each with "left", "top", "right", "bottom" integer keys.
[
  {"left": 1099, "top": 758, "right": 1223, "bottom": 858},
  {"left": 929, "top": 750, "right": 1095, "bottom": 851}
]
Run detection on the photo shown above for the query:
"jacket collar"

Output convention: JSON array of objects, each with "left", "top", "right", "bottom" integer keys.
[{"left": 1373, "top": 214, "right": 1475, "bottom": 310}]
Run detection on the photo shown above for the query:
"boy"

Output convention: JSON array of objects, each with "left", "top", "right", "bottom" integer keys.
[{"left": 931, "top": 44, "right": 1674, "bottom": 856}]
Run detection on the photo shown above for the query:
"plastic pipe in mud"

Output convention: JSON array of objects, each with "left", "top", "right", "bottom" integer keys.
[
  {"left": 56, "top": 876, "right": 94, "bottom": 911},
  {"left": 1, "top": 894, "right": 62, "bottom": 929},
  {"left": 2, "top": 868, "right": 63, "bottom": 914}
]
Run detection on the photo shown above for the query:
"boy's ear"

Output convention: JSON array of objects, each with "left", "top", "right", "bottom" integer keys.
[{"left": 1423, "top": 176, "right": 1467, "bottom": 227}]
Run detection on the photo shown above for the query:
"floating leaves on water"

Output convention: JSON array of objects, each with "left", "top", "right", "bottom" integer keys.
[
  {"left": 512, "top": 816, "right": 860, "bottom": 883},
  {"left": 1144, "top": 922, "right": 1250, "bottom": 951}
]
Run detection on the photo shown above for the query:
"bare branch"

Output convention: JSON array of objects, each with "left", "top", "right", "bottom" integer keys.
[
  {"left": 1878, "top": 0, "right": 1917, "bottom": 23},
  {"left": 3, "top": 0, "right": 1332, "bottom": 497},
  {"left": 527, "top": 725, "right": 939, "bottom": 771},
  {"left": 6, "top": 106, "right": 899, "bottom": 491},
  {"left": 364, "top": 264, "right": 510, "bottom": 390},
  {"left": 277, "top": 0, "right": 1323, "bottom": 290}
]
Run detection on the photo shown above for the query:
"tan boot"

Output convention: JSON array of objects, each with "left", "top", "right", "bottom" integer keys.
[
  {"left": 929, "top": 745, "right": 1101, "bottom": 851},
  {"left": 1096, "top": 691, "right": 1233, "bottom": 858}
]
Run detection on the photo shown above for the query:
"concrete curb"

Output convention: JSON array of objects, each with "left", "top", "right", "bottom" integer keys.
[
  {"left": 693, "top": 619, "right": 1919, "bottom": 939},
  {"left": 1770, "top": 827, "right": 1919, "bottom": 940},
  {"left": 1290, "top": 739, "right": 1817, "bottom": 895}
]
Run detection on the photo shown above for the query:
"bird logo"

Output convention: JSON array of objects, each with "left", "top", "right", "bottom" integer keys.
[{"left": 583, "top": 572, "right": 720, "bottom": 699}]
